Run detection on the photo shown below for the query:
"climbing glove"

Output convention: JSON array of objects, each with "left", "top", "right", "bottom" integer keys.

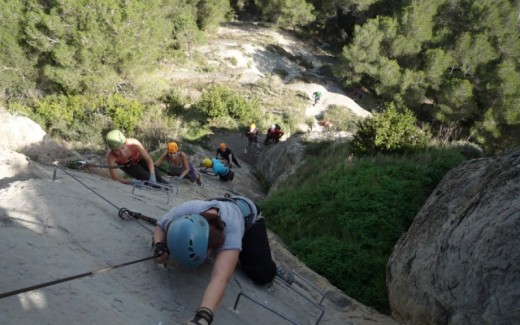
[
  {"left": 153, "top": 242, "right": 170, "bottom": 257},
  {"left": 148, "top": 173, "right": 156, "bottom": 183},
  {"left": 130, "top": 179, "right": 144, "bottom": 187}
]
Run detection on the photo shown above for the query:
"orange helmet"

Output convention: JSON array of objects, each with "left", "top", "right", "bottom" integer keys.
[
  {"left": 167, "top": 142, "right": 179, "bottom": 153},
  {"left": 219, "top": 143, "right": 227, "bottom": 150}
]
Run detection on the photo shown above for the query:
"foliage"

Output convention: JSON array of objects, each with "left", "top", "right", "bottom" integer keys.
[
  {"left": 351, "top": 105, "right": 430, "bottom": 154},
  {"left": 254, "top": 0, "right": 315, "bottom": 29},
  {"left": 194, "top": 85, "right": 262, "bottom": 124},
  {"left": 161, "top": 89, "right": 188, "bottom": 117},
  {"left": 196, "top": 0, "right": 232, "bottom": 32},
  {"left": 321, "top": 105, "right": 364, "bottom": 132},
  {"left": 22, "top": 94, "right": 143, "bottom": 145},
  {"left": 335, "top": 0, "right": 520, "bottom": 154},
  {"left": 103, "top": 95, "right": 144, "bottom": 133},
  {"left": 0, "top": 0, "right": 38, "bottom": 100},
  {"left": 0, "top": 0, "right": 203, "bottom": 98},
  {"left": 261, "top": 143, "right": 467, "bottom": 313},
  {"left": 447, "top": 140, "right": 484, "bottom": 160}
]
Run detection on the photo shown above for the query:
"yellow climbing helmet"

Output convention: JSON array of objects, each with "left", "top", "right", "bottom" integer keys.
[
  {"left": 219, "top": 143, "right": 227, "bottom": 150},
  {"left": 167, "top": 141, "right": 179, "bottom": 153},
  {"left": 106, "top": 130, "right": 126, "bottom": 150},
  {"left": 202, "top": 158, "right": 213, "bottom": 168},
  {"left": 250, "top": 123, "right": 256, "bottom": 130}
]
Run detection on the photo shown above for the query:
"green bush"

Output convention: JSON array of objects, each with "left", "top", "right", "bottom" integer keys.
[
  {"left": 352, "top": 105, "right": 430, "bottom": 154},
  {"left": 321, "top": 104, "right": 364, "bottom": 132},
  {"left": 18, "top": 94, "right": 145, "bottom": 146},
  {"left": 449, "top": 140, "right": 484, "bottom": 159},
  {"left": 161, "top": 89, "right": 187, "bottom": 116},
  {"left": 34, "top": 94, "right": 85, "bottom": 135},
  {"left": 103, "top": 94, "right": 144, "bottom": 133},
  {"left": 261, "top": 144, "right": 466, "bottom": 313},
  {"left": 195, "top": 85, "right": 261, "bottom": 123}
]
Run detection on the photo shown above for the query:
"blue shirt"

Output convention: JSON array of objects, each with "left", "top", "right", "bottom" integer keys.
[{"left": 211, "top": 158, "right": 229, "bottom": 176}]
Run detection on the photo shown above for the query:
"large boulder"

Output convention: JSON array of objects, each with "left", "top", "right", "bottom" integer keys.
[
  {"left": 1, "top": 108, "right": 80, "bottom": 165},
  {"left": 386, "top": 147, "right": 520, "bottom": 324},
  {"left": 0, "top": 108, "right": 46, "bottom": 150}
]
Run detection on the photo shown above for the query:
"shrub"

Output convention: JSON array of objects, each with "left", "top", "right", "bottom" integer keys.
[
  {"left": 195, "top": 85, "right": 261, "bottom": 123},
  {"left": 322, "top": 104, "right": 364, "bottom": 132},
  {"left": 261, "top": 144, "right": 466, "bottom": 313},
  {"left": 161, "top": 89, "right": 187, "bottom": 116},
  {"left": 34, "top": 94, "right": 84, "bottom": 136},
  {"left": 449, "top": 140, "right": 484, "bottom": 159},
  {"left": 351, "top": 105, "right": 430, "bottom": 154},
  {"left": 103, "top": 94, "right": 144, "bottom": 133}
]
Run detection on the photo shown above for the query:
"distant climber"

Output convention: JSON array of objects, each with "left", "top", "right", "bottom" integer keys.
[
  {"left": 216, "top": 143, "right": 241, "bottom": 168},
  {"left": 244, "top": 123, "right": 260, "bottom": 154},
  {"left": 312, "top": 91, "right": 322, "bottom": 106},
  {"left": 154, "top": 141, "right": 201, "bottom": 186},
  {"left": 105, "top": 130, "right": 166, "bottom": 186},
  {"left": 264, "top": 124, "right": 284, "bottom": 144},
  {"left": 201, "top": 158, "right": 234, "bottom": 182},
  {"left": 152, "top": 195, "right": 294, "bottom": 324}
]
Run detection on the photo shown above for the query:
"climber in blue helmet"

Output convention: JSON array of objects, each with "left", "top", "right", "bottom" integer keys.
[{"left": 151, "top": 196, "right": 294, "bottom": 324}]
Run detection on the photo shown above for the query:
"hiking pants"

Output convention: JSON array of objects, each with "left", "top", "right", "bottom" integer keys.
[
  {"left": 121, "top": 159, "right": 167, "bottom": 183},
  {"left": 239, "top": 218, "right": 277, "bottom": 285},
  {"left": 219, "top": 170, "right": 234, "bottom": 182}
]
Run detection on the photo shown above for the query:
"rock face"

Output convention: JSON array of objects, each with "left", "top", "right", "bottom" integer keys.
[
  {"left": 255, "top": 134, "right": 306, "bottom": 193},
  {"left": 386, "top": 147, "right": 520, "bottom": 325}
]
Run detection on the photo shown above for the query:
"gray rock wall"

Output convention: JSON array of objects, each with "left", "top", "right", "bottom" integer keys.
[{"left": 387, "top": 147, "right": 520, "bottom": 325}]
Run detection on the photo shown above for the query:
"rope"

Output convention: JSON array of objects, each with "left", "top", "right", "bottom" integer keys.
[
  {"left": 0, "top": 256, "right": 156, "bottom": 299},
  {"left": 53, "top": 163, "right": 154, "bottom": 233},
  {"left": 0, "top": 161, "right": 161, "bottom": 300}
]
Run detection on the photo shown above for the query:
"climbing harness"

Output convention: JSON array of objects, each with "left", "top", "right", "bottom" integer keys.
[
  {"left": 118, "top": 208, "right": 157, "bottom": 225},
  {"left": 207, "top": 195, "right": 256, "bottom": 230},
  {"left": 0, "top": 256, "right": 155, "bottom": 300}
]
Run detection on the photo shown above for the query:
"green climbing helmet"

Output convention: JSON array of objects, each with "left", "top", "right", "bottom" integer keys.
[
  {"left": 106, "top": 130, "right": 126, "bottom": 150},
  {"left": 167, "top": 214, "right": 209, "bottom": 268}
]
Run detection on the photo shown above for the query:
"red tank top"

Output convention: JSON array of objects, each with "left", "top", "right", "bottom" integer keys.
[{"left": 111, "top": 140, "right": 142, "bottom": 165}]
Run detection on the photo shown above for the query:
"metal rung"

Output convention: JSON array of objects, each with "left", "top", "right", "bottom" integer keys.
[
  {"left": 292, "top": 271, "right": 326, "bottom": 305},
  {"left": 233, "top": 292, "right": 301, "bottom": 325},
  {"left": 275, "top": 277, "right": 325, "bottom": 325},
  {"left": 131, "top": 182, "right": 178, "bottom": 204}
]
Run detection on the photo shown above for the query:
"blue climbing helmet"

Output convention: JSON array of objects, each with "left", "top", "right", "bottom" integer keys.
[{"left": 167, "top": 214, "right": 209, "bottom": 268}]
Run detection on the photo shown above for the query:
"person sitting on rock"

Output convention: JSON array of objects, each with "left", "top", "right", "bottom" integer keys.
[
  {"left": 152, "top": 195, "right": 294, "bottom": 325},
  {"left": 154, "top": 141, "right": 201, "bottom": 186},
  {"left": 201, "top": 158, "right": 234, "bottom": 182},
  {"left": 216, "top": 142, "right": 241, "bottom": 168},
  {"left": 105, "top": 129, "right": 166, "bottom": 186},
  {"left": 264, "top": 124, "right": 284, "bottom": 144},
  {"left": 244, "top": 123, "right": 260, "bottom": 154}
]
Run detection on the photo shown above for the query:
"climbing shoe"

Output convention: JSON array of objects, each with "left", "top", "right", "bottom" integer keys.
[{"left": 276, "top": 263, "right": 294, "bottom": 285}]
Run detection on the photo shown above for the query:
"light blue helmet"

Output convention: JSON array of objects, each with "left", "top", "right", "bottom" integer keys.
[{"left": 167, "top": 214, "right": 209, "bottom": 268}]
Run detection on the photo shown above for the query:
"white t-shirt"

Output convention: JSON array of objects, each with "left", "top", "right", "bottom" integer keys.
[{"left": 158, "top": 198, "right": 255, "bottom": 252}]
